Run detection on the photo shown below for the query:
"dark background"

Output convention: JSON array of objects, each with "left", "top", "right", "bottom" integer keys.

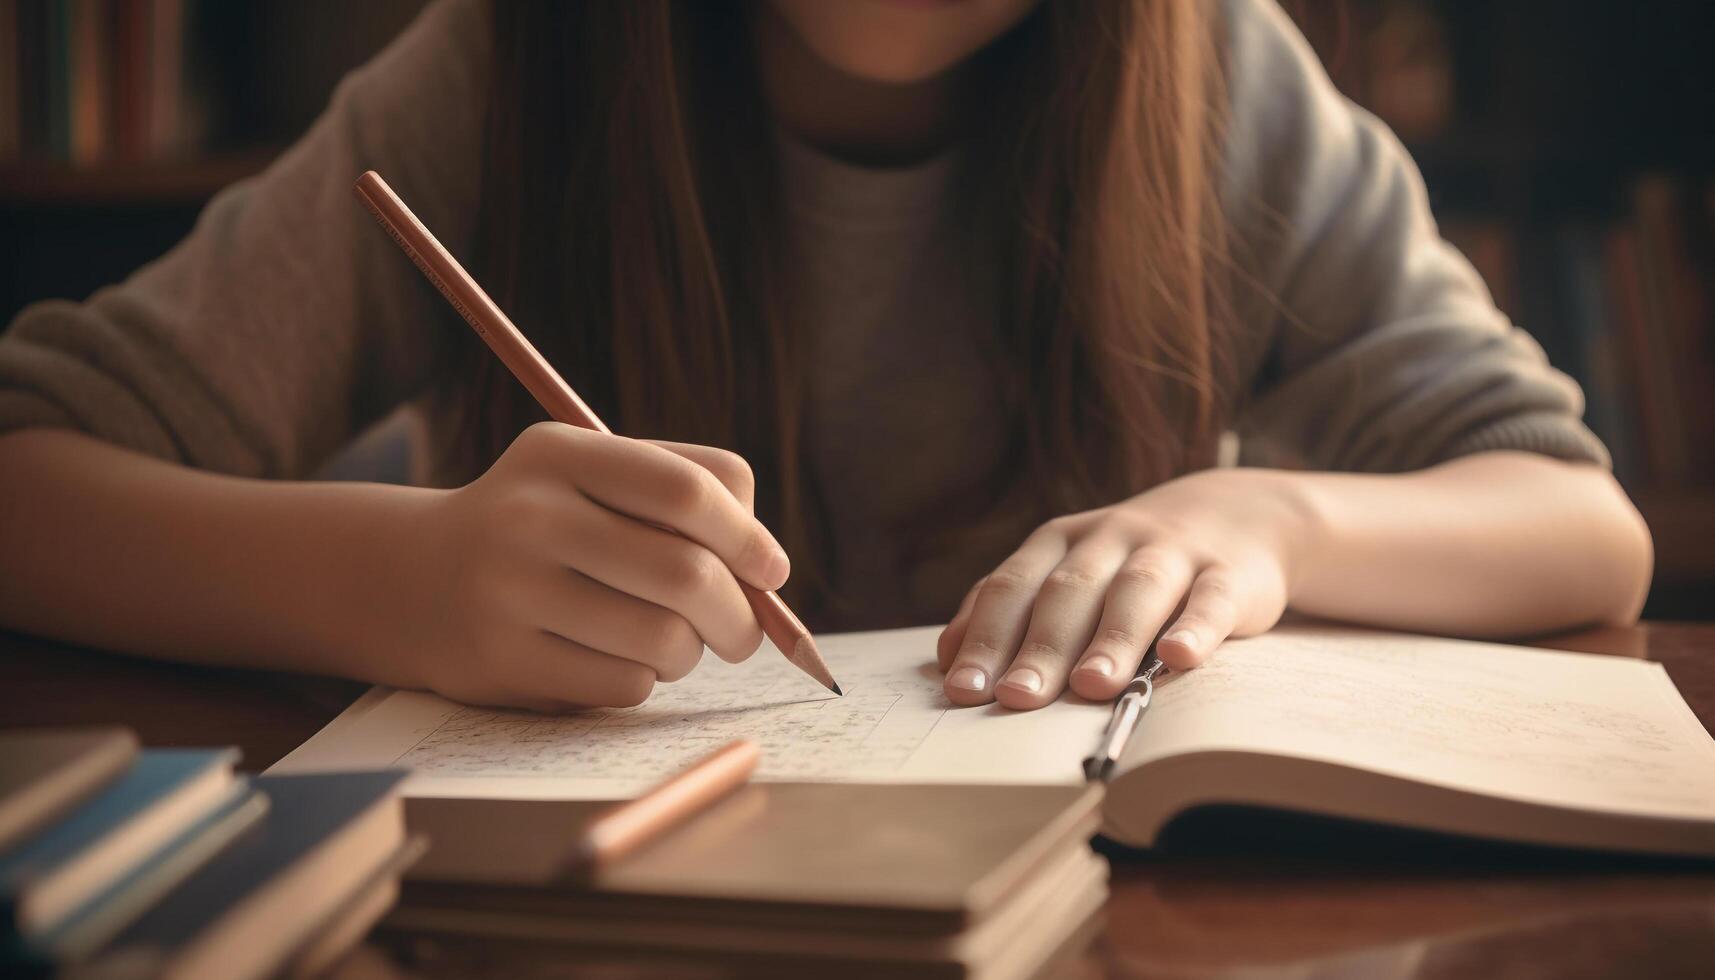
[{"left": 2, "top": 0, "right": 1712, "bottom": 618}]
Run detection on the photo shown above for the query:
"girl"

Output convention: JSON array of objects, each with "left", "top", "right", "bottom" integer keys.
[{"left": 0, "top": 0, "right": 1650, "bottom": 713}]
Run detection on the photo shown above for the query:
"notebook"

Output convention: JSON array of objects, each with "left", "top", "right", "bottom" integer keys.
[
  {"left": 0, "top": 727, "right": 138, "bottom": 852},
  {"left": 273, "top": 624, "right": 1715, "bottom": 857}
]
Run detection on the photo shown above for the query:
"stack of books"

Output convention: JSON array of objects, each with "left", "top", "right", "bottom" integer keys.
[
  {"left": 0, "top": 727, "right": 416, "bottom": 979},
  {"left": 391, "top": 783, "right": 1107, "bottom": 980}
]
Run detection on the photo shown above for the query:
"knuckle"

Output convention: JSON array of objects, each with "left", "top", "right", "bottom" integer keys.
[
  {"left": 1040, "top": 514, "right": 1077, "bottom": 537},
  {"left": 668, "top": 546, "right": 727, "bottom": 595},
  {"left": 519, "top": 420, "right": 560, "bottom": 445},
  {"left": 1043, "top": 567, "right": 1103, "bottom": 594},
  {"left": 1197, "top": 570, "right": 1238, "bottom": 603},
  {"left": 1110, "top": 509, "right": 1158, "bottom": 538},
  {"left": 959, "top": 635, "right": 1010, "bottom": 659},
  {"left": 1015, "top": 639, "right": 1066, "bottom": 663},
  {"left": 664, "top": 461, "right": 720, "bottom": 514},
  {"left": 704, "top": 449, "right": 755, "bottom": 497},
  {"left": 1093, "top": 625, "right": 1140, "bottom": 650},
  {"left": 1115, "top": 562, "right": 1171, "bottom": 591},
  {"left": 982, "top": 567, "right": 1038, "bottom": 599},
  {"left": 517, "top": 420, "right": 577, "bottom": 457}
]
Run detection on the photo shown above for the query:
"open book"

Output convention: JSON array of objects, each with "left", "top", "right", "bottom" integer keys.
[{"left": 272, "top": 624, "right": 1715, "bottom": 857}]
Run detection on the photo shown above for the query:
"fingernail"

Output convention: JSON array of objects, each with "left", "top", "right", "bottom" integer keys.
[
  {"left": 1078, "top": 656, "right": 1115, "bottom": 678},
  {"left": 763, "top": 549, "right": 790, "bottom": 589},
  {"left": 1001, "top": 667, "right": 1042, "bottom": 693},
  {"left": 1164, "top": 629, "right": 1198, "bottom": 650},
  {"left": 949, "top": 666, "right": 988, "bottom": 692}
]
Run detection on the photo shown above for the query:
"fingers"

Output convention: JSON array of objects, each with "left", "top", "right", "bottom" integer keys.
[
  {"left": 554, "top": 493, "right": 764, "bottom": 664},
  {"left": 1157, "top": 566, "right": 1242, "bottom": 669},
  {"left": 936, "top": 576, "right": 986, "bottom": 672},
  {"left": 489, "top": 631, "right": 660, "bottom": 710},
  {"left": 1069, "top": 550, "right": 1194, "bottom": 700},
  {"left": 523, "top": 569, "right": 706, "bottom": 683},
  {"left": 994, "top": 540, "right": 1131, "bottom": 709},
  {"left": 552, "top": 427, "right": 787, "bottom": 592},
  {"left": 943, "top": 533, "right": 1068, "bottom": 706},
  {"left": 648, "top": 440, "right": 756, "bottom": 512}
]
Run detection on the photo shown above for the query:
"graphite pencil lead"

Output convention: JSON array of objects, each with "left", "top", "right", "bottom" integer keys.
[{"left": 790, "top": 635, "right": 841, "bottom": 695}]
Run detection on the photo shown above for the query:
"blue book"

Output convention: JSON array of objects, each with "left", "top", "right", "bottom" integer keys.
[
  {"left": 83, "top": 771, "right": 408, "bottom": 980},
  {"left": 12, "top": 784, "right": 268, "bottom": 968},
  {"left": 0, "top": 749, "right": 238, "bottom": 940}
]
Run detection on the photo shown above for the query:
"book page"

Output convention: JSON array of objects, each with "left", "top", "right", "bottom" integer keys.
[
  {"left": 1119, "top": 626, "right": 1715, "bottom": 821},
  {"left": 270, "top": 627, "right": 1109, "bottom": 798}
]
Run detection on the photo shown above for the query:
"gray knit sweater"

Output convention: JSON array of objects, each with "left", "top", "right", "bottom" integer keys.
[{"left": 0, "top": 0, "right": 1608, "bottom": 629}]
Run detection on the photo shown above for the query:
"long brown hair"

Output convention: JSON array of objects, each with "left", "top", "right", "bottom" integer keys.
[{"left": 457, "top": 1, "right": 1233, "bottom": 617}]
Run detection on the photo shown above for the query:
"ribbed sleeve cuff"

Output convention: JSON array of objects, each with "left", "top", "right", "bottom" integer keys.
[{"left": 1435, "top": 412, "right": 1613, "bottom": 470}]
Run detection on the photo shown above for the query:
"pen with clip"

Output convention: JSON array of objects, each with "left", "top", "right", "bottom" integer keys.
[{"left": 1082, "top": 655, "right": 1166, "bottom": 782}]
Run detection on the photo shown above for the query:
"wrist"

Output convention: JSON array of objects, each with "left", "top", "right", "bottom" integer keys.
[
  {"left": 1236, "top": 467, "right": 1327, "bottom": 601},
  {"left": 268, "top": 481, "right": 446, "bottom": 685}
]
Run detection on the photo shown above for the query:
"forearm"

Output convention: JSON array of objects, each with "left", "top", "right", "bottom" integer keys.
[
  {"left": 0, "top": 428, "right": 436, "bottom": 682},
  {"left": 1281, "top": 451, "right": 1652, "bottom": 637}
]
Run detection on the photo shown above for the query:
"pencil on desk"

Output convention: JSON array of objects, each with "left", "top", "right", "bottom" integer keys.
[
  {"left": 572, "top": 738, "right": 762, "bottom": 873},
  {"left": 352, "top": 169, "right": 840, "bottom": 696}
]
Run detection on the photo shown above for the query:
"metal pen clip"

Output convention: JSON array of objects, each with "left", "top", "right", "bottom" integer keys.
[{"left": 1082, "top": 656, "right": 1165, "bottom": 783}]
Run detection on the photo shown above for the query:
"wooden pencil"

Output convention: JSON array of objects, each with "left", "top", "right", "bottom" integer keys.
[
  {"left": 352, "top": 170, "right": 840, "bottom": 696},
  {"left": 570, "top": 739, "right": 762, "bottom": 873}
]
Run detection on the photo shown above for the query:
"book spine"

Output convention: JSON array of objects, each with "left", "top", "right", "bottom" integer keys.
[
  {"left": 69, "top": 0, "right": 109, "bottom": 166},
  {"left": 1558, "top": 224, "right": 1639, "bottom": 483},
  {"left": 1603, "top": 227, "right": 1666, "bottom": 486},
  {"left": 1631, "top": 177, "right": 1692, "bottom": 485},
  {"left": 147, "top": 0, "right": 178, "bottom": 159},
  {"left": 110, "top": 0, "right": 137, "bottom": 161},
  {"left": 0, "top": 0, "right": 18, "bottom": 163},
  {"left": 16, "top": 0, "right": 41, "bottom": 159},
  {"left": 1671, "top": 182, "right": 1715, "bottom": 483},
  {"left": 45, "top": 0, "right": 68, "bottom": 160}
]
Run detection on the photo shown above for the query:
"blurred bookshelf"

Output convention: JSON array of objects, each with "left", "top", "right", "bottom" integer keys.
[
  {"left": 0, "top": 0, "right": 426, "bottom": 314},
  {"left": 1290, "top": 0, "right": 1715, "bottom": 619},
  {"left": 2, "top": 1, "right": 1712, "bottom": 619}
]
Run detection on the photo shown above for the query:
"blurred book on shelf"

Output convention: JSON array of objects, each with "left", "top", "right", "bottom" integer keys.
[
  {"left": 1288, "top": 0, "right": 1454, "bottom": 144},
  {"left": 0, "top": 0, "right": 209, "bottom": 167},
  {"left": 1442, "top": 176, "right": 1715, "bottom": 492}
]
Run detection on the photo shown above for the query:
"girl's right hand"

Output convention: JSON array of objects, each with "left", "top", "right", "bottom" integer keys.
[{"left": 398, "top": 422, "right": 789, "bottom": 712}]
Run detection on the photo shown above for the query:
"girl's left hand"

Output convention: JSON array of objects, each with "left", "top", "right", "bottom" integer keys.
[{"left": 937, "top": 468, "right": 1313, "bottom": 709}]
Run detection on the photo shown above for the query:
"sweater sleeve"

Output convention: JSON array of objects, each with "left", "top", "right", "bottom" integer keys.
[
  {"left": 1220, "top": 0, "right": 1610, "bottom": 473},
  {"left": 0, "top": 0, "right": 489, "bottom": 478}
]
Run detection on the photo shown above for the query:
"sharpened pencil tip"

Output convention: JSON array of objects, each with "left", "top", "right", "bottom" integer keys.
[{"left": 791, "top": 635, "right": 841, "bottom": 695}]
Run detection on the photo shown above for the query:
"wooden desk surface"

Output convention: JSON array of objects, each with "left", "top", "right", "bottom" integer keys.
[{"left": 2, "top": 623, "right": 1712, "bottom": 979}]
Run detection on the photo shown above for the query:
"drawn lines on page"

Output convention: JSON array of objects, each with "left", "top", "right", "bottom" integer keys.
[{"left": 391, "top": 653, "right": 950, "bottom": 785}]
